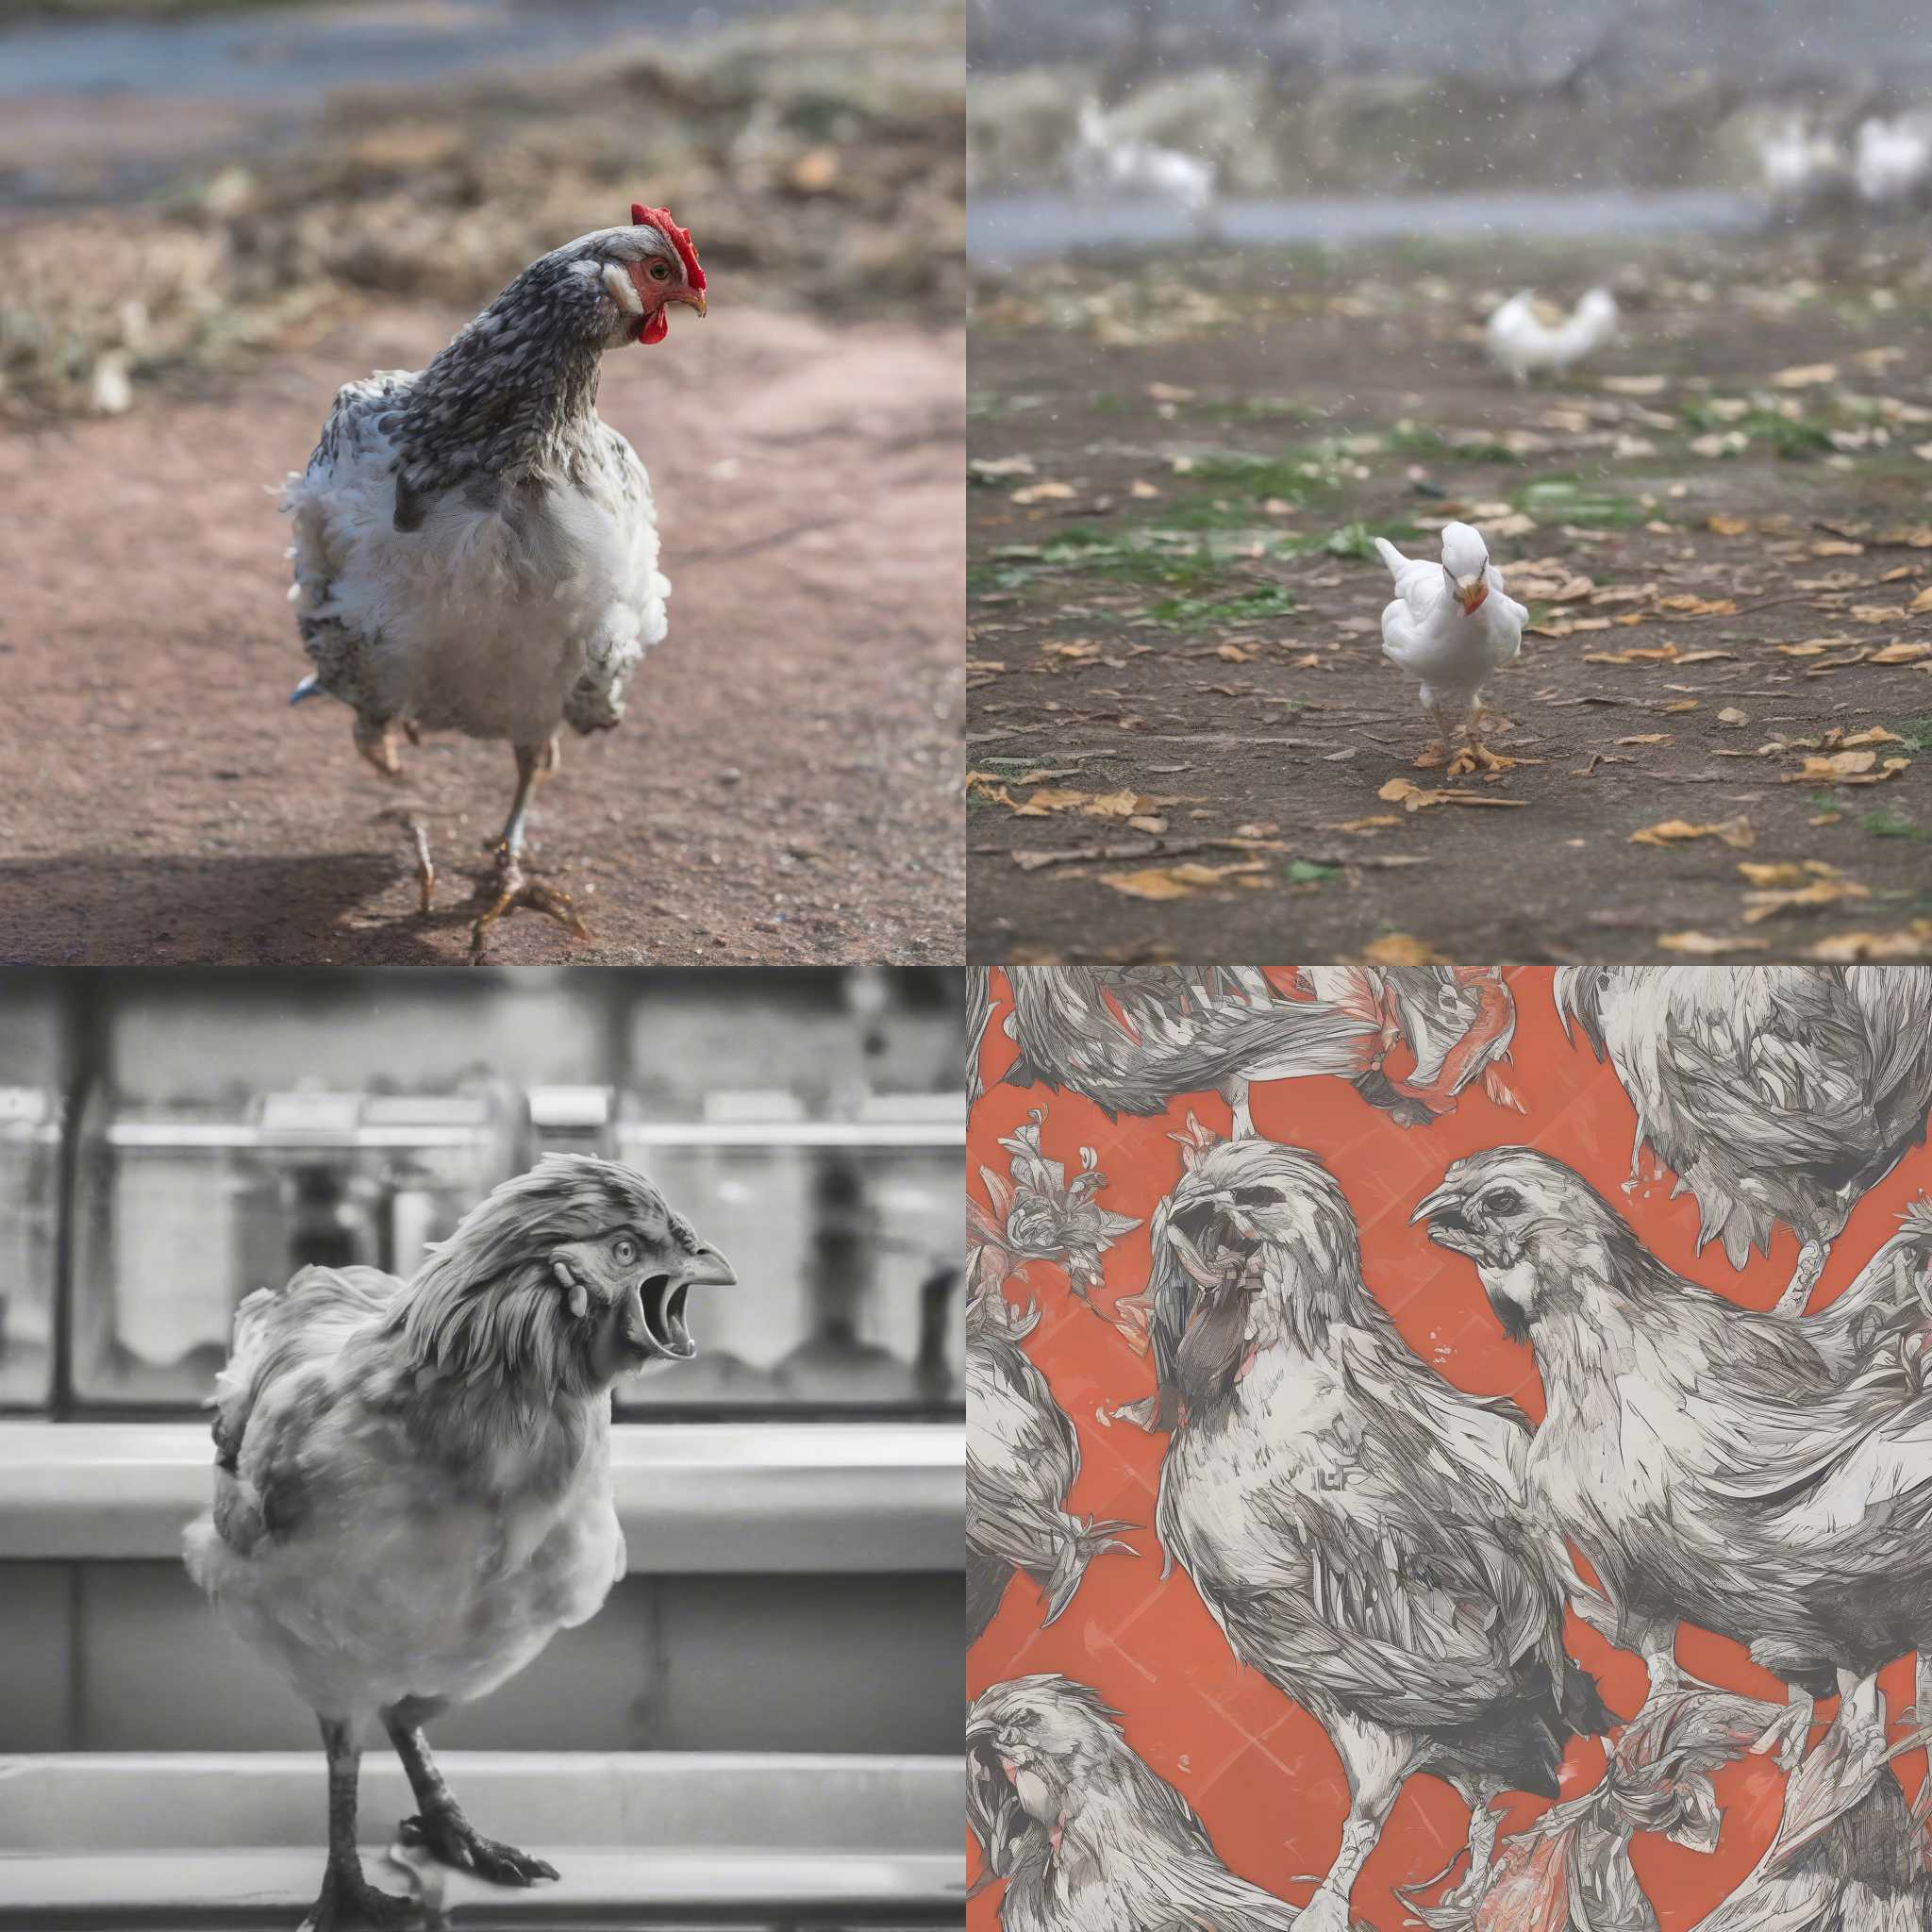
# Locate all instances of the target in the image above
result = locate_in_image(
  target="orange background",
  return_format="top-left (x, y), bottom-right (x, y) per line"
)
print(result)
top-left (967, 965), bottom-right (1929, 1931)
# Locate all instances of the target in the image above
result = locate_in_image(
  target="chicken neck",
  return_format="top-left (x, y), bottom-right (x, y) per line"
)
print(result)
top-left (396, 316), bottom-right (605, 499)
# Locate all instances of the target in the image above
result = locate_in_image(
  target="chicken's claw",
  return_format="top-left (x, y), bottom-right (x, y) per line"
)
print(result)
top-left (301, 1858), bottom-right (419, 1931)
top-left (398, 1811), bottom-right (560, 1887)
top-left (469, 850), bottom-right (590, 959)
top-left (1447, 744), bottom-right (1516, 776)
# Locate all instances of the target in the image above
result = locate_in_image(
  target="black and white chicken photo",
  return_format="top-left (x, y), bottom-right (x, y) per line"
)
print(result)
top-left (967, 964), bottom-right (1932, 1932)
top-left (286, 208), bottom-right (707, 953)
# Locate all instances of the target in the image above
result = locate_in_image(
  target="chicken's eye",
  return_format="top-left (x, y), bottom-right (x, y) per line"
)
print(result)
top-left (1482, 1187), bottom-right (1524, 1217)
top-left (1231, 1186), bottom-right (1277, 1208)
top-left (648, 259), bottom-right (673, 281)
top-left (614, 1237), bottom-right (639, 1264)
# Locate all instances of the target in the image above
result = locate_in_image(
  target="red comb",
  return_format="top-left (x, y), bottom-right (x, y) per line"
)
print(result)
top-left (629, 203), bottom-right (705, 292)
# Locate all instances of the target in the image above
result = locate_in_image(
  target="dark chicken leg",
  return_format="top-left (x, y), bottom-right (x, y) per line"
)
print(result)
top-left (471, 741), bottom-right (589, 957)
top-left (384, 1701), bottom-right (559, 1888)
top-left (302, 1716), bottom-right (417, 1932)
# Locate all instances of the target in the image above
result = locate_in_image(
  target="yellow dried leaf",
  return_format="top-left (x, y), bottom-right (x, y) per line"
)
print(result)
top-left (1216, 642), bottom-right (1253, 663)
top-left (1658, 932), bottom-right (1770, 955)
top-left (1870, 641), bottom-right (1932, 664)
top-left (1010, 479), bottom-right (1077, 505)
top-left (1629, 816), bottom-right (1755, 849)
top-left (1377, 778), bottom-right (1530, 811)
top-left (1910, 586), bottom-right (1932, 614)
top-left (1082, 791), bottom-right (1144, 818)
top-left (1737, 861), bottom-right (1809, 887)
top-left (1362, 935), bottom-right (1447, 966)
top-left (1707, 514), bottom-right (1751, 537)
top-left (1618, 734), bottom-right (1670, 745)
top-left (1099, 861), bottom-right (1267, 900)
top-left (1743, 877), bottom-right (1870, 922)
top-left (1807, 925), bottom-right (1932, 961)
top-left (1771, 362), bottom-right (1839, 388)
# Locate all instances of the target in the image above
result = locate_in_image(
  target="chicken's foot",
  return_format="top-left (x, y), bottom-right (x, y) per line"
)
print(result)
top-left (385, 1707), bottom-right (559, 1889)
top-left (302, 1716), bottom-right (417, 1932)
top-left (469, 742), bottom-right (590, 958)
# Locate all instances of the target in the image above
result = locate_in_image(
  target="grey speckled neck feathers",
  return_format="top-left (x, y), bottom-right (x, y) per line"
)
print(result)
top-left (392, 245), bottom-right (613, 513)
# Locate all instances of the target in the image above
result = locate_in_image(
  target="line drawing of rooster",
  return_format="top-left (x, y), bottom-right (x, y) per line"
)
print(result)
top-left (1126, 1127), bottom-right (1611, 1932)
top-left (182, 1154), bottom-right (736, 1931)
top-left (1415, 1148), bottom-right (1932, 1870)
top-left (1001, 965), bottom-right (1523, 1137)
top-left (967, 1673), bottom-right (1300, 1932)
top-left (1555, 966), bottom-right (1932, 1315)
top-left (284, 205), bottom-right (707, 954)
top-left (967, 1287), bottom-right (1134, 1645)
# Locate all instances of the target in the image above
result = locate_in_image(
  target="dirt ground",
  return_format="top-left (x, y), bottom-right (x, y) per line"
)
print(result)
top-left (0, 302), bottom-right (963, 964)
top-left (968, 233), bottom-right (1932, 964)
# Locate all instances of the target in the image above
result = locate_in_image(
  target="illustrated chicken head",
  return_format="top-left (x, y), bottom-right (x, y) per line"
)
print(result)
top-left (966, 1675), bottom-right (1118, 1880)
top-left (1134, 1138), bottom-right (1355, 1429)
top-left (597, 204), bottom-right (708, 346)
top-left (403, 1153), bottom-right (736, 1396)
top-left (1414, 1147), bottom-right (1619, 1341)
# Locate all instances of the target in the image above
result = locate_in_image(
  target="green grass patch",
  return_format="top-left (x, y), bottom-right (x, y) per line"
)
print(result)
top-left (1144, 584), bottom-right (1299, 628)
top-left (1512, 476), bottom-right (1650, 527)
top-left (1891, 716), bottom-right (1932, 752)
top-left (1286, 859), bottom-right (1341, 885)
top-left (1863, 808), bottom-right (1926, 840)
top-left (1385, 423), bottom-right (1520, 464)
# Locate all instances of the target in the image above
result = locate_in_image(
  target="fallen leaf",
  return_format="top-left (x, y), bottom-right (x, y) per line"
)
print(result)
top-left (1659, 932), bottom-right (1771, 955)
top-left (1707, 514), bottom-right (1751, 537)
top-left (1718, 708), bottom-right (1750, 726)
top-left (1013, 787), bottom-right (1090, 814)
top-left (1010, 479), bottom-right (1077, 505)
top-left (1771, 362), bottom-right (1839, 388)
top-left (1629, 816), bottom-right (1755, 849)
top-left (1216, 642), bottom-right (1253, 663)
top-left (1743, 876), bottom-right (1871, 922)
top-left (1737, 861), bottom-right (1811, 887)
top-left (1321, 815), bottom-right (1400, 833)
top-left (1618, 734), bottom-right (1669, 745)
top-left (1099, 861), bottom-right (1266, 900)
top-left (1807, 925), bottom-right (1932, 961)
top-left (1871, 641), bottom-right (1932, 664)
top-left (1603, 374), bottom-right (1669, 395)
top-left (1657, 595), bottom-right (1737, 617)
top-left (1129, 478), bottom-right (1162, 500)
top-left (1378, 778), bottom-right (1531, 811)
top-left (1082, 791), bottom-right (1145, 818)
top-left (1362, 935), bottom-right (1447, 966)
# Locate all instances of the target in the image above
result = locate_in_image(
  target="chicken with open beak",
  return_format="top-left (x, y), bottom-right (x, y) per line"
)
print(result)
top-left (1116, 1127), bottom-right (1612, 1932)
top-left (1374, 521), bottom-right (1527, 775)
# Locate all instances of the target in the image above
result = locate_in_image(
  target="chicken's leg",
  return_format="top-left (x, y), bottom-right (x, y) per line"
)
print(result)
top-left (1297, 1717), bottom-right (1412, 1932)
top-left (302, 1716), bottom-right (416, 1932)
top-left (471, 741), bottom-right (590, 957)
top-left (1447, 692), bottom-right (1514, 776)
top-left (1774, 1239), bottom-right (1828, 1318)
top-left (384, 1702), bottom-right (559, 1889)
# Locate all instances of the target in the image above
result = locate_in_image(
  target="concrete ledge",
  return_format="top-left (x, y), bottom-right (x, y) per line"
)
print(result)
top-left (0, 1752), bottom-right (967, 1925)
top-left (0, 1423), bottom-right (964, 1570)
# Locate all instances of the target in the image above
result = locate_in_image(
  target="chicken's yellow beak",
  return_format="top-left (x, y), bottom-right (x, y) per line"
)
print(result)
top-left (667, 287), bottom-right (708, 319)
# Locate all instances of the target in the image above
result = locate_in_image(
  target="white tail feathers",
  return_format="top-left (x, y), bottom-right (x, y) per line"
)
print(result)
top-left (1374, 537), bottom-right (1409, 577)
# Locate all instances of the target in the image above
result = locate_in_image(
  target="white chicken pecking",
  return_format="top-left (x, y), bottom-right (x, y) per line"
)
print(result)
top-left (1375, 522), bottom-right (1526, 774)
top-left (285, 204), bottom-right (708, 954)
top-left (1484, 288), bottom-right (1619, 385)
top-left (1067, 97), bottom-right (1217, 230)
top-left (1854, 115), bottom-right (1932, 209)
top-left (1756, 113), bottom-right (1850, 216)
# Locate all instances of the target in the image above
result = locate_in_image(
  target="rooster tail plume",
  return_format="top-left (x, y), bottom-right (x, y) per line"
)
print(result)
top-left (1038, 1514), bottom-right (1137, 1624)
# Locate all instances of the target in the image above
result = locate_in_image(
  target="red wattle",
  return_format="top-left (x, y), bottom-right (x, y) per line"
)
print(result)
top-left (639, 310), bottom-right (669, 346)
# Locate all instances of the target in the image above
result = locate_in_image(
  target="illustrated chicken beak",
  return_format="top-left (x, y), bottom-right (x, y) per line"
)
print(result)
top-left (1456, 576), bottom-right (1489, 615)
top-left (1410, 1182), bottom-right (1463, 1228)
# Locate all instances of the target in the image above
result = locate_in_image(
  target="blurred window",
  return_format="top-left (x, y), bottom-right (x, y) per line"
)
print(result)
top-left (0, 1091), bottom-right (61, 1411)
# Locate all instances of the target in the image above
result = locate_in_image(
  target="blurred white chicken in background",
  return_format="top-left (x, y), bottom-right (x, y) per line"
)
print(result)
top-left (1067, 97), bottom-right (1218, 230)
top-left (1376, 522), bottom-right (1527, 774)
top-left (1854, 114), bottom-right (1932, 209)
top-left (1756, 112), bottom-right (1850, 216)
top-left (1484, 288), bottom-right (1619, 385)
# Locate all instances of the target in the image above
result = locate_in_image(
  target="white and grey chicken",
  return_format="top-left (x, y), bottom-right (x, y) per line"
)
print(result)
top-left (1067, 97), bottom-right (1217, 229)
top-left (1854, 115), bottom-right (1932, 209)
top-left (1757, 113), bottom-right (1850, 216)
top-left (1484, 288), bottom-right (1619, 385)
top-left (285, 205), bottom-right (708, 954)
top-left (1375, 522), bottom-right (1527, 774)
